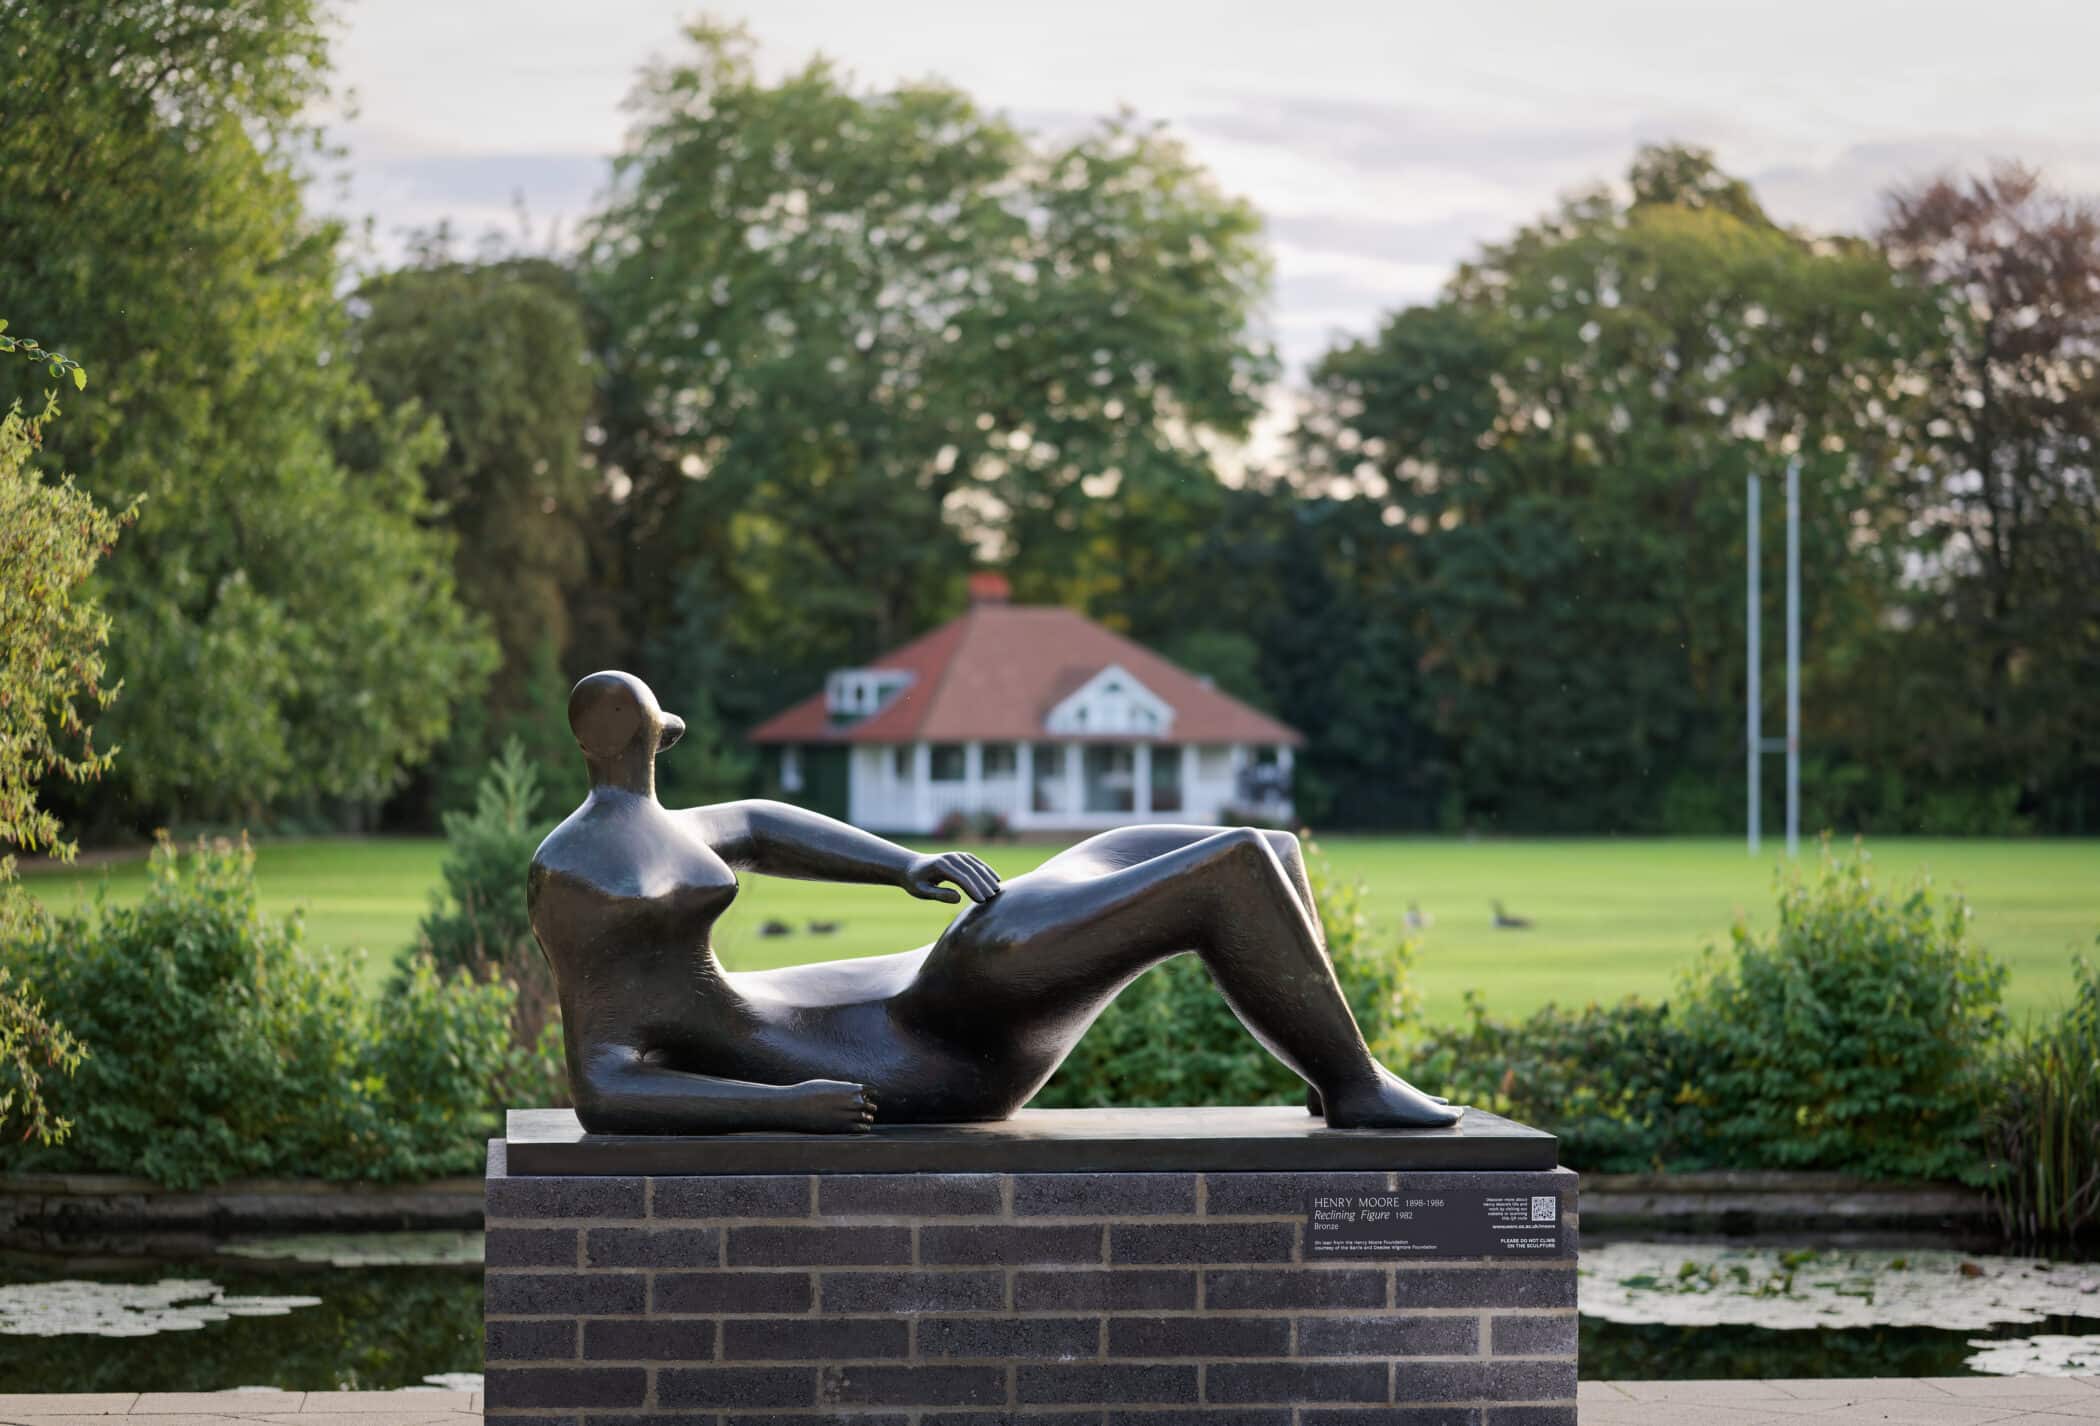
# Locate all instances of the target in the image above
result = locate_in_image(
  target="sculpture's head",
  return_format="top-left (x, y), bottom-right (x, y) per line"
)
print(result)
top-left (569, 671), bottom-right (685, 794)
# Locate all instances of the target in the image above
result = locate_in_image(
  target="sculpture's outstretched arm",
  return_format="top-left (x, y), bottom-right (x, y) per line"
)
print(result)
top-left (689, 799), bottom-right (1000, 904)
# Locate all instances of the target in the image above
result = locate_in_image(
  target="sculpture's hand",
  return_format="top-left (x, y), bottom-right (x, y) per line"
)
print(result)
top-left (902, 851), bottom-right (1001, 904)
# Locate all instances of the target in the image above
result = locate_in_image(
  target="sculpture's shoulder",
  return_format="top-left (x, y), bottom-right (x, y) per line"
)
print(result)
top-left (530, 798), bottom-right (650, 905)
top-left (529, 794), bottom-right (735, 912)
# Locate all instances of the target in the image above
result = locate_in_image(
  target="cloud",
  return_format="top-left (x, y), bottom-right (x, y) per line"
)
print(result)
top-left (363, 151), bottom-right (613, 211)
top-left (320, 140), bottom-right (615, 259)
top-left (1266, 210), bottom-right (1504, 266)
top-left (1747, 135), bottom-right (2100, 234)
top-left (1187, 93), bottom-right (1644, 183)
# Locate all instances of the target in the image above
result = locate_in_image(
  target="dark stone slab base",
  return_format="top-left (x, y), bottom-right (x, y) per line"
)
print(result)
top-left (503, 1106), bottom-right (1557, 1177)
top-left (484, 1132), bottom-right (1578, 1423)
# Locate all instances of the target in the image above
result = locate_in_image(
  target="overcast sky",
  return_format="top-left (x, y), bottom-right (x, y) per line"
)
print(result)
top-left (321, 0), bottom-right (2100, 380)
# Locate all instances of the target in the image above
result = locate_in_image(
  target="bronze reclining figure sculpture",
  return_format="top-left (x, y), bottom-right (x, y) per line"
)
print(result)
top-left (528, 671), bottom-right (1460, 1135)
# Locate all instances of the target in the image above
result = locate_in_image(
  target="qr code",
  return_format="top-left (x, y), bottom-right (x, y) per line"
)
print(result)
top-left (1530, 1195), bottom-right (1557, 1222)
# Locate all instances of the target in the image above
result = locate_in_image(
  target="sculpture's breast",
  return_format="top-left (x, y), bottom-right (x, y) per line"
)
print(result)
top-left (530, 808), bottom-right (737, 950)
top-left (652, 864), bottom-right (738, 919)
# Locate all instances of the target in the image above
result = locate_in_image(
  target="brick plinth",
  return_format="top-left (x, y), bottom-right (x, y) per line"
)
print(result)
top-left (483, 1140), bottom-right (1578, 1426)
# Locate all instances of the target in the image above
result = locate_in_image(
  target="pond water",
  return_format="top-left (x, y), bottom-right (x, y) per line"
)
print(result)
top-left (0, 1234), bottom-right (482, 1392)
top-left (1583, 1237), bottom-right (2100, 1379)
top-left (1, 1232), bottom-right (2095, 1389)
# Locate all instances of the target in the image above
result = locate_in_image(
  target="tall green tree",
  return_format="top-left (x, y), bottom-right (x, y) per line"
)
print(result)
top-left (348, 251), bottom-right (596, 807)
top-left (0, 346), bottom-right (118, 1144)
top-left (0, 1), bottom-right (491, 825)
top-left (583, 22), bottom-right (1273, 728)
top-left (1298, 145), bottom-right (1931, 831)
top-left (1869, 166), bottom-right (2100, 831)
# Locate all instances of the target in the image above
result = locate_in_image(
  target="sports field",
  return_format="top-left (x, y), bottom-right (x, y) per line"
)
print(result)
top-left (22, 836), bottom-right (2097, 1026)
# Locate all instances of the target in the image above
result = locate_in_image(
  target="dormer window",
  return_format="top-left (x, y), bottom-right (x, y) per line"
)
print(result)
top-left (827, 668), bottom-right (914, 721)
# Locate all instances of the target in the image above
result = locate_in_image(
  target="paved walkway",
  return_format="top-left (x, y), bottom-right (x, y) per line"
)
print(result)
top-left (0, 1394), bottom-right (477, 1426)
top-left (1582, 1377), bottom-right (2100, 1424)
top-left (0, 1382), bottom-right (2094, 1425)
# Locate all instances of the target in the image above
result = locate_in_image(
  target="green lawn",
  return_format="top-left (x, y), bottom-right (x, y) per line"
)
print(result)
top-left (23, 836), bottom-right (2098, 1026)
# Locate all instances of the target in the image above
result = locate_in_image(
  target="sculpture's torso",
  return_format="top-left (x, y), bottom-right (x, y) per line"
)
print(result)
top-left (527, 790), bottom-right (1006, 1118)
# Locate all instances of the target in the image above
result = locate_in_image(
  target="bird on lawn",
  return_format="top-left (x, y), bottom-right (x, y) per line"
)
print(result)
top-left (1404, 901), bottom-right (1433, 931)
top-left (758, 918), bottom-right (793, 938)
top-left (1491, 899), bottom-right (1533, 930)
top-left (808, 920), bottom-right (841, 935)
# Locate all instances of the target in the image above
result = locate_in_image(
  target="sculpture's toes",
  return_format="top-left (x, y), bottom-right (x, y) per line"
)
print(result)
top-left (1323, 1070), bottom-right (1463, 1130)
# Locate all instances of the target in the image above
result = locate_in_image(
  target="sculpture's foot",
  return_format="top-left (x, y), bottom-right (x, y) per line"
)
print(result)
top-left (1311, 1082), bottom-right (1448, 1116)
top-left (1322, 1067), bottom-right (1462, 1129)
top-left (778, 1079), bottom-right (880, 1134)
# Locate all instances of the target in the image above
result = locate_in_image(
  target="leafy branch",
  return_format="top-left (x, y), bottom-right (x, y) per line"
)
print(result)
top-left (0, 321), bottom-right (86, 390)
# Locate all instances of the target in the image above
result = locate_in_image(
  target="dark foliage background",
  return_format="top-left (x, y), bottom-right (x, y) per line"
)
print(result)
top-left (3, 6), bottom-right (2094, 838)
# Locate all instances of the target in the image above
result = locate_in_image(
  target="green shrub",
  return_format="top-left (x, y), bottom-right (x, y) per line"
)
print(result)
top-left (0, 940), bottom-right (87, 1147)
top-left (3, 838), bottom-right (519, 1188)
top-left (407, 738), bottom-right (566, 1103)
top-left (1988, 951), bottom-right (2100, 1238)
top-left (1673, 842), bottom-right (2007, 1183)
top-left (1032, 837), bottom-right (1418, 1108)
top-left (417, 737), bottom-right (542, 977)
top-left (1413, 994), bottom-right (1696, 1172)
top-left (1414, 843), bottom-right (2011, 1182)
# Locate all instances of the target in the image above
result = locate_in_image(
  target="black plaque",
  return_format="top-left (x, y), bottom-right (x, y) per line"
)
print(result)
top-left (1306, 1181), bottom-right (1565, 1259)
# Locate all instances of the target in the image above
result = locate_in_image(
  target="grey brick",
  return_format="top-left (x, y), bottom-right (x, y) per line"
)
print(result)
top-left (1108, 1315), bottom-right (1287, 1358)
top-left (1487, 1408), bottom-right (1577, 1426)
top-left (1391, 1170), bottom-right (1571, 1197)
top-left (654, 1271), bottom-right (812, 1315)
top-left (484, 1415), bottom-right (581, 1426)
top-left (725, 1315), bottom-right (907, 1361)
top-left (1208, 1361), bottom-right (1388, 1404)
top-left (1108, 1413), bottom-right (1293, 1426)
top-left (1302, 1412), bottom-right (1481, 1426)
top-left (1490, 1314), bottom-right (1577, 1356)
top-left (1393, 1269), bottom-right (1575, 1310)
top-left (728, 1224), bottom-right (911, 1266)
top-left (727, 1416), bottom-right (907, 1426)
top-left (922, 1223), bottom-right (1102, 1265)
top-left (658, 1366), bottom-right (815, 1409)
top-left (918, 1316), bottom-right (1099, 1359)
top-left (1204, 1268), bottom-right (1386, 1309)
top-left (1014, 1269), bottom-right (1194, 1311)
top-left (1299, 1314), bottom-right (1482, 1357)
top-left (820, 1364), bottom-right (1006, 1407)
top-left (1111, 1222), bottom-right (1294, 1265)
top-left (585, 1226), bottom-right (721, 1268)
top-left (1392, 1361), bottom-right (1576, 1404)
top-left (931, 1415), bottom-right (1102, 1426)
top-left (1018, 1364), bottom-right (1198, 1405)
top-left (653, 1175), bottom-right (811, 1219)
top-left (1205, 1171), bottom-right (1388, 1215)
top-left (1013, 1172), bottom-right (1198, 1216)
top-left (486, 1176), bottom-right (646, 1221)
top-left (820, 1173), bottom-right (1003, 1216)
top-left (484, 1228), bottom-right (579, 1267)
top-left (821, 1269), bottom-right (1004, 1313)
top-left (582, 1318), bottom-right (717, 1361)
top-left (483, 1318), bottom-right (577, 1361)
top-left (485, 1273), bottom-right (644, 1316)
top-left (483, 1366), bottom-right (645, 1409)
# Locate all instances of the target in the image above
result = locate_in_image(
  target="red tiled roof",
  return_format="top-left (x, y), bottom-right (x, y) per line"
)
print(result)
top-left (748, 605), bottom-right (1302, 747)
